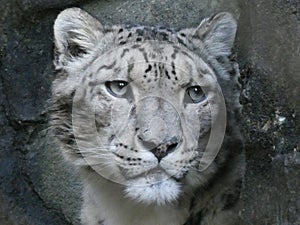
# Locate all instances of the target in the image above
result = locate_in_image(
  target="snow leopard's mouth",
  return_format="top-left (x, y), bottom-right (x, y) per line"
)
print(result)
top-left (127, 166), bottom-right (182, 183)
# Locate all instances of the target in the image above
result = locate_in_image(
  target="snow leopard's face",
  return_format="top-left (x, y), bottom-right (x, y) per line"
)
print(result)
top-left (51, 8), bottom-right (240, 205)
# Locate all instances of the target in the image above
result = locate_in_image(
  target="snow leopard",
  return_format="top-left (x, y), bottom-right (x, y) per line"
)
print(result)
top-left (50, 7), bottom-right (245, 225)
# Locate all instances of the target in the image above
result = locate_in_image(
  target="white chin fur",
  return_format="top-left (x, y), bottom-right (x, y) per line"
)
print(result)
top-left (124, 176), bottom-right (181, 205)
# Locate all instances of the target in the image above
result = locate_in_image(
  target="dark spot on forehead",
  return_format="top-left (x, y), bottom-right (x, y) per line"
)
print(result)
top-left (171, 62), bottom-right (175, 69)
top-left (127, 63), bottom-right (134, 74)
top-left (132, 44), bottom-right (141, 49)
top-left (159, 31), bottom-right (170, 41)
top-left (171, 67), bottom-right (176, 75)
top-left (96, 60), bottom-right (117, 74)
top-left (154, 63), bottom-right (158, 77)
top-left (121, 48), bottom-right (129, 58)
top-left (138, 47), bottom-right (148, 62)
top-left (145, 64), bottom-right (152, 73)
top-left (177, 38), bottom-right (187, 46)
top-left (165, 70), bottom-right (171, 79)
top-left (158, 63), bottom-right (164, 73)
top-left (171, 49), bottom-right (179, 59)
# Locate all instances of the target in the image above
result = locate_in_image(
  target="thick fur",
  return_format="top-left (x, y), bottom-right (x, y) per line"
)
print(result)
top-left (50, 8), bottom-right (245, 225)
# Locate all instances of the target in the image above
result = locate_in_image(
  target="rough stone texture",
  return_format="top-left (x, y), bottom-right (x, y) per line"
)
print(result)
top-left (0, 0), bottom-right (299, 224)
top-left (15, 0), bottom-right (88, 12)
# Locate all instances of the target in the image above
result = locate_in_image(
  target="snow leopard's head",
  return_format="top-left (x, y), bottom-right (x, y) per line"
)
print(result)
top-left (51, 8), bottom-right (242, 205)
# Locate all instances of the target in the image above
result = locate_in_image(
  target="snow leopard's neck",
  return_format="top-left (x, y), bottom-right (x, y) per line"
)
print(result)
top-left (81, 171), bottom-right (190, 225)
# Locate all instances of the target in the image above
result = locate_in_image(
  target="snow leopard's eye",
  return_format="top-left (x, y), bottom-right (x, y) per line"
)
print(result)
top-left (185, 86), bottom-right (206, 103)
top-left (105, 80), bottom-right (128, 97)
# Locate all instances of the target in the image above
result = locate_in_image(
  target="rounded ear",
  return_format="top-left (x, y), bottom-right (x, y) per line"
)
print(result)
top-left (54, 7), bottom-right (104, 68)
top-left (188, 12), bottom-right (237, 57)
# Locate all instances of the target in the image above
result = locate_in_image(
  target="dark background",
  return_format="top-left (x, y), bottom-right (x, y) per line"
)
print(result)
top-left (0, 0), bottom-right (299, 224)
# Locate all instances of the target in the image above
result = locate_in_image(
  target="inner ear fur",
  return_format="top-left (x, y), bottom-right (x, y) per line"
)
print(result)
top-left (53, 7), bottom-right (104, 66)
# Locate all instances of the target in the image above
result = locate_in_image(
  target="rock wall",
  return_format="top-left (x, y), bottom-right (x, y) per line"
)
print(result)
top-left (0, 0), bottom-right (299, 224)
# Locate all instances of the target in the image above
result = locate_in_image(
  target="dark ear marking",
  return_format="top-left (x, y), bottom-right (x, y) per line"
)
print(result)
top-left (67, 42), bottom-right (88, 57)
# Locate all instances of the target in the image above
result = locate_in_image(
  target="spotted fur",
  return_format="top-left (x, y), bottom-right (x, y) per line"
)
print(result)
top-left (50, 8), bottom-right (245, 225)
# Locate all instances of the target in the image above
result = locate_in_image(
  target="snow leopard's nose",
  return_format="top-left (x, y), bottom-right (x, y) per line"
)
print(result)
top-left (138, 136), bottom-right (179, 162)
top-left (152, 141), bottom-right (179, 162)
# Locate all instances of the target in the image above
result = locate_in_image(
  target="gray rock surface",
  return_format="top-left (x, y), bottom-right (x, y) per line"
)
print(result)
top-left (0, 0), bottom-right (299, 224)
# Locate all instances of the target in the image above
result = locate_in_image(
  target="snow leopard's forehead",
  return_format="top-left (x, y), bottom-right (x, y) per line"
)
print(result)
top-left (89, 40), bottom-right (214, 94)
top-left (110, 24), bottom-right (184, 46)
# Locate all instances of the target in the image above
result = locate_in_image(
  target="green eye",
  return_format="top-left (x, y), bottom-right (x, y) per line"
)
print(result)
top-left (186, 86), bottom-right (206, 103)
top-left (105, 80), bottom-right (128, 97)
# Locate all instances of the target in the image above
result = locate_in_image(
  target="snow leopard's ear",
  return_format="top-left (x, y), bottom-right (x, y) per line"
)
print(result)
top-left (54, 7), bottom-right (104, 68)
top-left (184, 12), bottom-right (237, 57)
